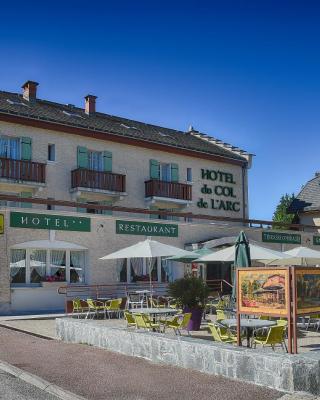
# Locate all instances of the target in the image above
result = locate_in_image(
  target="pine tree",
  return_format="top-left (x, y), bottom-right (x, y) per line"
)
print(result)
top-left (272, 193), bottom-right (296, 229)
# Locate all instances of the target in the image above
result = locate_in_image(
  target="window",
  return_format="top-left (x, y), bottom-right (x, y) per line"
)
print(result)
top-left (187, 168), bottom-right (192, 182)
top-left (10, 249), bottom-right (86, 285)
top-left (0, 136), bottom-right (21, 160)
top-left (88, 150), bottom-right (103, 171)
top-left (47, 198), bottom-right (55, 211)
top-left (160, 163), bottom-right (171, 182)
top-left (48, 144), bottom-right (55, 161)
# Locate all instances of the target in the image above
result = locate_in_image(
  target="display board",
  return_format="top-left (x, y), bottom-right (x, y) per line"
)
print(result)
top-left (295, 268), bottom-right (320, 315)
top-left (238, 268), bottom-right (290, 316)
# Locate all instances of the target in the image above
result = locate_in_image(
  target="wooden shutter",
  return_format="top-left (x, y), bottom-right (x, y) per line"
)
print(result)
top-left (21, 137), bottom-right (32, 161)
top-left (103, 151), bottom-right (112, 172)
top-left (170, 163), bottom-right (179, 182)
top-left (77, 146), bottom-right (88, 169)
top-left (77, 197), bottom-right (87, 213)
top-left (20, 192), bottom-right (32, 208)
top-left (149, 159), bottom-right (159, 179)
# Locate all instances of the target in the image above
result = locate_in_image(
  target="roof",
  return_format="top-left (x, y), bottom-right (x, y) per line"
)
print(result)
top-left (288, 173), bottom-right (320, 213)
top-left (0, 90), bottom-right (249, 164)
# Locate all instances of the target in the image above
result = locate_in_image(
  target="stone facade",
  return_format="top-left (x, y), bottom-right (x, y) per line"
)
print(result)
top-left (0, 120), bottom-right (249, 218)
top-left (56, 318), bottom-right (320, 395)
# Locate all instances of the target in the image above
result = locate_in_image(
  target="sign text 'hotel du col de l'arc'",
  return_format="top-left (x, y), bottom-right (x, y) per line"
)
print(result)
top-left (197, 168), bottom-right (241, 213)
top-left (10, 212), bottom-right (91, 232)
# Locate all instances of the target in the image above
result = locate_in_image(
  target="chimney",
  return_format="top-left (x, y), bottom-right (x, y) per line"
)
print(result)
top-left (85, 95), bottom-right (97, 115)
top-left (22, 80), bottom-right (38, 102)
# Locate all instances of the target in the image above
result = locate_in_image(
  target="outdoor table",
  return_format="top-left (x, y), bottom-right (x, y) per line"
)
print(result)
top-left (221, 318), bottom-right (276, 347)
top-left (131, 307), bottom-right (178, 326)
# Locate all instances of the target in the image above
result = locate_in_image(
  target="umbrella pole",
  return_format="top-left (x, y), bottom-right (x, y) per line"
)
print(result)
top-left (149, 258), bottom-right (153, 307)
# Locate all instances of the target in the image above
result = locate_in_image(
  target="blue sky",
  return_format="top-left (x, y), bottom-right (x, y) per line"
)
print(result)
top-left (1, 1), bottom-right (319, 220)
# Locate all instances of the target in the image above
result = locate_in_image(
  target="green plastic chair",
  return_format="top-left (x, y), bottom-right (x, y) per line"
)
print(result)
top-left (105, 298), bottom-right (122, 318)
top-left (252, 325), bottom-right (287, 352)
top-left (86, 298), bottom-right (105, 319)
top-left (164, 313), bottom-right (192, 336)
top-left (208, 323), bottom-right (237, 344)
top-left (216, 309), bottom-right (226, 321)
top-left (134, 313), bottom-right (161, 332)
top-left (124, 311), bottom-right (136, 328)
top-left (72, 298), bottom-right (88, 318)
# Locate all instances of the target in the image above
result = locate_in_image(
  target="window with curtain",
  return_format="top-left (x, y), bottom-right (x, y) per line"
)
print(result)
top-left (0, 136), bottom-right (21, 159)
top-left (10, 249), bottom-right (26, 283)
top-left (70, 251), bottom-right (85, 283)
top-left (88, 150), bottom-right (103, 171)
top-left (50, 250), bottom-right (66, 281)
top-left (30, 249), bottom-right (46, 283)
top-left (130, 258), bottom-right (143, 279)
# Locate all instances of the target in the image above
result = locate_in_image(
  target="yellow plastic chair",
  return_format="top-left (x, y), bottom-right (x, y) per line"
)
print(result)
top-left (252, 325), bottom-right (287, 352)
top-left (216, 310), bottom-right (226, 321)
top-left (124, 311), bottom-right (136, 328)
top-left (105, 298), bottom-right (122, 319)
top-left (259, 315), bottom-right (270, 320)
top-left (164, 313), bottom-right (192, 336)
top-left (86, 298), bottom-right (105, 319)
top-left (208, 323), bottom-right (237, 344)
top-left (134, 313), bottom-right (161, 332)
top-left (72, 298), bottom-right (88, 318)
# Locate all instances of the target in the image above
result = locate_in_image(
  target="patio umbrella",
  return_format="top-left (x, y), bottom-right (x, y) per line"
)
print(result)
top-left (232, 231), bottom-right (251, 300)
top-left (100, 239), bottom-right (193, 295)
top-left (166, 247), bottom-right (212, 263)
top-left (265, 246), bottom-right (320, 266)
top-left (195, 243), bottom-right (286, 263)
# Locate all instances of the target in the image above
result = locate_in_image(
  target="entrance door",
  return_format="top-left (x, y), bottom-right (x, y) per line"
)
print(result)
top-left (206, 262), bottom-right (232, 294)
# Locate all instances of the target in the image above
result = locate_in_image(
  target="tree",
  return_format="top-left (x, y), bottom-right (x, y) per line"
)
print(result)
top-left (272, 193), bottom-right (296, 229)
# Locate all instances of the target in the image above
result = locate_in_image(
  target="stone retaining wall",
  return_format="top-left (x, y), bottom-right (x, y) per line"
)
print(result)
top-left (56, 318), bottom-right (320, 395)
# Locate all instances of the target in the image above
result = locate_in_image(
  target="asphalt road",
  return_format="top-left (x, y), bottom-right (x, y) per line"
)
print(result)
top-left (0, 370), bottom-right (59, 400)
top-left (0, 326), bottom-right (283, 400)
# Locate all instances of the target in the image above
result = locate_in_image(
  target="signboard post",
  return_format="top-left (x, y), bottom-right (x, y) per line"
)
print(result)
top-left (0, 214), bottom-right (4, 234)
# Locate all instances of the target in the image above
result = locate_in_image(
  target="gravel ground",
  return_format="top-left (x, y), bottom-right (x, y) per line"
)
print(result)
top-left (0, 370), bottom-right (59, 400)
top-left (0, 326), bottom-right (282, 400)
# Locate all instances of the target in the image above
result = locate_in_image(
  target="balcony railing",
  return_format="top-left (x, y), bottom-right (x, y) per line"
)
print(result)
top-left (71, 168), bottom-right (126, 193)
top-left (0, 157), bottom-right (46, 183)
top-left (145, 179), bottom-right (192, 201)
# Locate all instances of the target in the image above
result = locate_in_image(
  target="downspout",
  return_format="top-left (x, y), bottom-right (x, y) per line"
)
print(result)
top-left (242, 165), bottom-right (247, 223)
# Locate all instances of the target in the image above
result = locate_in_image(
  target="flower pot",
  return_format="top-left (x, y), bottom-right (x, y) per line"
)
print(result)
top-left (41, 281), bottom-right (67, 288)
top-left (183, 306), bottom-right (203, 331)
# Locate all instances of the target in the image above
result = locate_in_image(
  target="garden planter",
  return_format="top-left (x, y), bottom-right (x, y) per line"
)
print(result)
top-left (183, 306), bottom-right (203, 331)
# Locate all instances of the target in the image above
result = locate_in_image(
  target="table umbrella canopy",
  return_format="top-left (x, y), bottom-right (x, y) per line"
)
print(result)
top-left (166, 247), bottom-right (212, 262)
top-left (194, 243), bottom-right (287, 263)
top-left (100, 239), bottom-right (193, 260)
top-left (265, 246), bottom-right (320, 266)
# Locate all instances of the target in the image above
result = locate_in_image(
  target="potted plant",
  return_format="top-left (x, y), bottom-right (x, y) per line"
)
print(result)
top-left (168, 275), bottom-right (209, 331)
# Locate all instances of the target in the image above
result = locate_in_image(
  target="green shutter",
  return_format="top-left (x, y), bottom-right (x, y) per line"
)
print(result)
top-left (77, 146), bottom-right (88, 169)
top-left (101, 200), bottom-right (113, 215)
top-left (77, 197), bottom-right (87, 213)
top-left (103, 151), bottom-right (112, 172)
top-left (20, 192), bottom-right (32, 208)
top-left (150, 159), bottom-right (160, 179)
top-left (171, 163), bottom-right (179, 182)
top-left (21, 137), bottom-right (32, 161)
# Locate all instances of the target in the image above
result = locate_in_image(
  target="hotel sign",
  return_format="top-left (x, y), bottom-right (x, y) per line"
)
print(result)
top-left (0, 214), bottom-right (3, 234)
top-left (262, 231), bottom-right (301, 245)
top-left (116, 220), bottom-right (178, 237)
top-left (10, 212), bottom-right (91, 232)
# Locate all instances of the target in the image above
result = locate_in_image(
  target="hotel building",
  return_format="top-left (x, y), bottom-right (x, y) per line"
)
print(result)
top-left (0, 81), bottom-right (317, 314)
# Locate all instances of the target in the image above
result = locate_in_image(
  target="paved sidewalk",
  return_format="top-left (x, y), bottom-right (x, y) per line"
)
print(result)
top-left (0, 326), bottom-right (282, 400)
top-left (0, 370), bottom-right (59, 400)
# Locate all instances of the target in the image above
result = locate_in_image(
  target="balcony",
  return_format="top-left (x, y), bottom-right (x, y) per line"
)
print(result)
top-left (71, 168), bottom-right (126, 197)
top-left (145, 179), bottom-right (192, 206)
top-left (0, 157), bottom-right (46, 185)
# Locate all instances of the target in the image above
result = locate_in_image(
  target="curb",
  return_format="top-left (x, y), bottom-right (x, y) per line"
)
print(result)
top-left (0, 360), bottom-right (87, 400)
